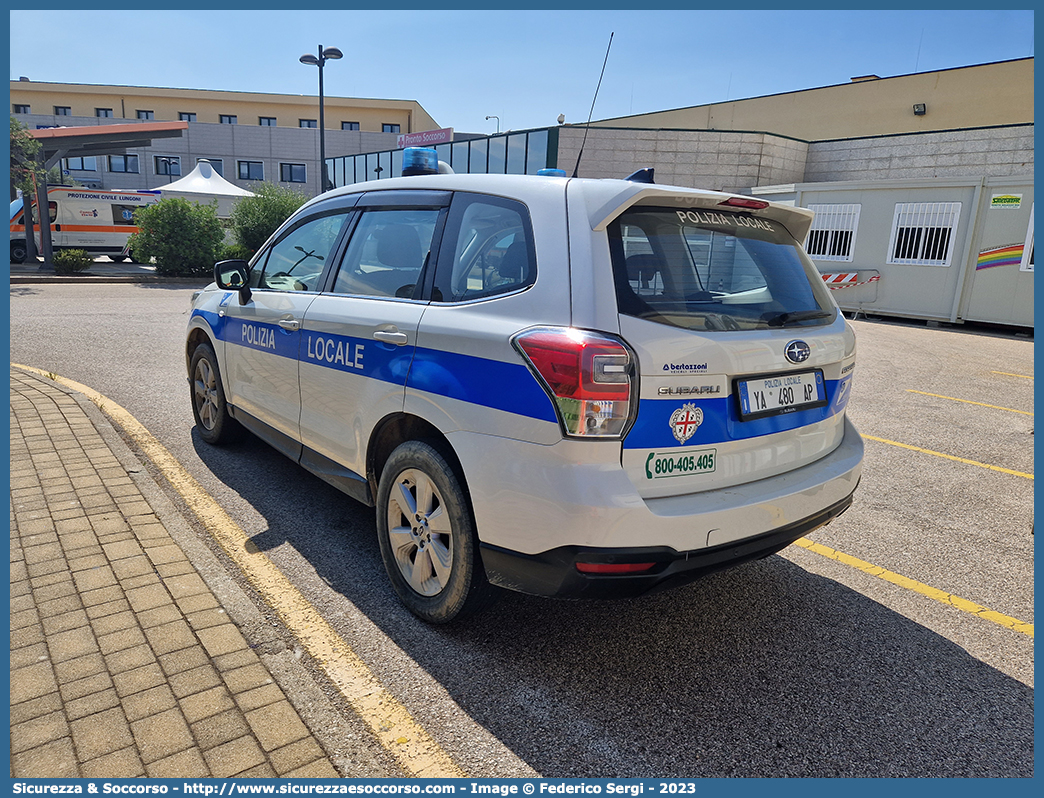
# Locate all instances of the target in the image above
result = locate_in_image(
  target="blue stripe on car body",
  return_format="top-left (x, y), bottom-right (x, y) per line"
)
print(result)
top-left (191, 308), bottom-right (556, 423)
top-left (192, 308), bottom-right (848, 443)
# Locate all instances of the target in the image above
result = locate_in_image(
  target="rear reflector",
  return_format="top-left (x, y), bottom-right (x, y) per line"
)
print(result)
top-left (513, 327), bottom-right (637, 438)
top-left (576, 562), bottom-right (656, 574)
top-left (718, 197), bottom-right (770, 210)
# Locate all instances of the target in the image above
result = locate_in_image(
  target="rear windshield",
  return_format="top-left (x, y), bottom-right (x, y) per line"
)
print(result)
top-left (607, 206), bottom-right (836, 331)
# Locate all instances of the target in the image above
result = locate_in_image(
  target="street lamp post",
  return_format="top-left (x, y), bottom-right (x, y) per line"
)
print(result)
top-left (485, 115), bottom-right (501, 134)
top-left (157, 157), bottom-right (176, 184)
top-left (299, 44), bottom-right (343, 193)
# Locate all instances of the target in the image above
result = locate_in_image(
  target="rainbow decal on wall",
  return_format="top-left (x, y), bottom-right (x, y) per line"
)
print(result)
top-left (976, 243), bottom-right (1024, 270)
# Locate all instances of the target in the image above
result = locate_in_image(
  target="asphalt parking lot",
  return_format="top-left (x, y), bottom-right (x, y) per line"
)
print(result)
top-left (9, 280), bottom-right (1035, 776)
top-left (800, 316), bottom-right (1033, 683)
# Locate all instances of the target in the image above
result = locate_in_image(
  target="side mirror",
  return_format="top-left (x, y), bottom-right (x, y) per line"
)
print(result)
top-left (214, 259), bottom-right (251, 304)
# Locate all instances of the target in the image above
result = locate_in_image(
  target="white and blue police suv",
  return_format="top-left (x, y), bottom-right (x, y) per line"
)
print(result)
top-left (186, 150), bottom-right (863, 623)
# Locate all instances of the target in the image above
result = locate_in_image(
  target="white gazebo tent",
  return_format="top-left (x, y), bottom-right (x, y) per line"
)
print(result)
top-left (159, 159), bottom-right (254, 217)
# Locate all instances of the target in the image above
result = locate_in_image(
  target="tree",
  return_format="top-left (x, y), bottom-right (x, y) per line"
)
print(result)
top-left (11, 118), bottom-right (86, 193)
top-left (128, 198), bottom-right (225, 277)
top-left (229, 182), bottom-right (308, 254)
top-left (10, 116), bottom-right (42, 194)
top-left (45, 166), bottom-right (79, 187)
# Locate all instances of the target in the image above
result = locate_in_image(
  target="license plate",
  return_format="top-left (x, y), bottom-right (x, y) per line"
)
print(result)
top-left (645, 448), bottom-right (716, 480)
top-left (736, 369), bottom-right (826, 420)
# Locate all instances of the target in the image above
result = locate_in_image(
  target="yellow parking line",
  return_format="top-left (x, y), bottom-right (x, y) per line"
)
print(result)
top-left (794, 538), bottom-right (1034, 638)
top-left (992, 371), bottom-right (1033, 380)
top-left (906, 389), bottom-right (1033, 416)
top-left (863, 434), bottom-right (1033, 480)
top-left (13, 364), bottom-right (466, 778)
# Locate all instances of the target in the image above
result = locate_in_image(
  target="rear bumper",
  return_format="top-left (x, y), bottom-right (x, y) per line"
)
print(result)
top-left (450, 415), bottom-right (863, 598)
top-left (480, 491), bottom-right (854, 598)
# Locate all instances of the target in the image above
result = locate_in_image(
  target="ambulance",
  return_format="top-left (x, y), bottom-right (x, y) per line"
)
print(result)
top-left (9, 185), bottom-right (161, 263)
top-left (186, 149), bottom-right (863, 623)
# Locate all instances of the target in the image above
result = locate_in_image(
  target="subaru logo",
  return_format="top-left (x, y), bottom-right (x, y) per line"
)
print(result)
top-left (785, 340), bottom-right (811, 364)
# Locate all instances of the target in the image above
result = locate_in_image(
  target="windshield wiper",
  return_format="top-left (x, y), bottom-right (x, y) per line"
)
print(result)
top-left (762, 309), bottom-right (834, 327)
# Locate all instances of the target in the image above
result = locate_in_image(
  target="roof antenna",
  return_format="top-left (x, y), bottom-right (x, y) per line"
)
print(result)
top-left (572, 31), bottom-right (614, 178)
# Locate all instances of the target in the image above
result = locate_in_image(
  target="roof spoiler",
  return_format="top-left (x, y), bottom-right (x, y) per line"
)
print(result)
top-left (588, 185), bottom-right (815, 242)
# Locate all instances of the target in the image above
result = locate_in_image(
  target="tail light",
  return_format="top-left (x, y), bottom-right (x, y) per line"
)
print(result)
top-left (576, 561), bottom-right (656, 574)
top-left (512, 327), bottom-right (638, 439)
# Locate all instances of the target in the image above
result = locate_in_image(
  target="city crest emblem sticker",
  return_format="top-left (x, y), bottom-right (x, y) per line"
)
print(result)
top-left (669, 403), bottom-right (703, 444)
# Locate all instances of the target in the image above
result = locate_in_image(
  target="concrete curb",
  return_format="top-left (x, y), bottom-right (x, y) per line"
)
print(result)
top-left (11, 276), bottom-right (208, 285)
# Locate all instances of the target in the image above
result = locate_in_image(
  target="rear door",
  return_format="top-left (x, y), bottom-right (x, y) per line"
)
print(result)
top-left (298, 191), bottom-right (451, 478)
top-left (406, 191), bottom-right (561, 445)
top-left (605, 205), bottom-right (854, 499)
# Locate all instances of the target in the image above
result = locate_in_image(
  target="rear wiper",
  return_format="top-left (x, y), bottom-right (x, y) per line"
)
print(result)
top-left (762, 309), bottom-right (834, 327)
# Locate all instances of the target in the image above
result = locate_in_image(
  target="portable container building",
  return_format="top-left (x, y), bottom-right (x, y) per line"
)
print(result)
top-left (752, 176), bottom-right (1033, 328)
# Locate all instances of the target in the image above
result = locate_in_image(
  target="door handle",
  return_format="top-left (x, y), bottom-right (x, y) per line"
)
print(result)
top-left (373, 330), bottom-right (409, 346)
top-left (278, 318), bottom-right (300, 331)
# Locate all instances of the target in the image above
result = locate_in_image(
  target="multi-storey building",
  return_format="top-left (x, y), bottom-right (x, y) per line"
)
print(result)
top-left (10, 80), bottom-right (439, 196)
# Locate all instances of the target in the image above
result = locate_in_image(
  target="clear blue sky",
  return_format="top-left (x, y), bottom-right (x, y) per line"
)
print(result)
top-left (9, 9), bottom-right (1035, 134)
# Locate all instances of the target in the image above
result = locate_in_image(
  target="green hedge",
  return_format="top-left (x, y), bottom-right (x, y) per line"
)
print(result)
top-left (229, 183), bottom-right (308, 254)
top-left (128, 198), bottom-right (224, 277)
top-left (52, 249), bottom-right (93, 274)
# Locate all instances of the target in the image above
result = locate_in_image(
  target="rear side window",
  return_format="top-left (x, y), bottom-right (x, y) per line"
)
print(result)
top-left (331, 208), bottom-right (441, 299)
top-left (433, 194), bottom-right (535, 302)
top-left (607, 207), bottom-right (836, 331)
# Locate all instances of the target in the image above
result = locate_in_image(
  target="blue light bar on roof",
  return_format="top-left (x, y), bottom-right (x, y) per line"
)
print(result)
top-left (402, 147), bottom-right (439, 177)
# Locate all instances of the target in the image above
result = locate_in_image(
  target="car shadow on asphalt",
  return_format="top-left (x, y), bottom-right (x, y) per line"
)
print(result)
top-left (192, 431), bottom-right (1034, 778)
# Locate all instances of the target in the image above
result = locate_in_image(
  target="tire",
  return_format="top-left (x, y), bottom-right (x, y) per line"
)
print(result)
top-left (110, 255), bottom-right (128, 263)
top-left (189, 343), bottom-right (241, 445)
top-left (376, 441), bottom-right (495, 623)
top-left (11, 240), bottom-right (28, 263)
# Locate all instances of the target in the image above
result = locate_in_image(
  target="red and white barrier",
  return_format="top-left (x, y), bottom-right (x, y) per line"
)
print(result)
top-left (822, 273), bottom-right (880, 291)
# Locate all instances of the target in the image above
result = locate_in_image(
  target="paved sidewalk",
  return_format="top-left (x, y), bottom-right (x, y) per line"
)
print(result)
top-left (10, 368), bottom-right (341, 778)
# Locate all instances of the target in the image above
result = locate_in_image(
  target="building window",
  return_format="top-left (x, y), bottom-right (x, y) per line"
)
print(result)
top-left (137, 110), bottom-right (154, 120)
top-left (179, 112), bottom-right (196, 122)
top-left (65, 157), bottom-right (97, 171)
top-left (54, 106), bottom-right (71, 116)
top-left (259, 117), bottom-right (277, 126)
top-left (220, 115), bottom-right (238, 125)
top-left (342, 121), bottom-right (360, 131)
top-left (299, 119), bottom-right (317, 128)
top-left (155, 156), bottom-right (182, 176)
top-left (805, 204), bottom-right (861, 262)
top-left (13, 104), bottom-right (30, 114)
top-left (238, 161), bottom-right (264, 181)
top-left (108, 155), bottom-right (139, 174)
top-left (887, 202), bottom-right (962, 266)
top-left (280, 163), bottom-right (307, 183)
top-left (1021, 205), bottom-right (1034, 273)
top-left (198, 158), bottom-right (223, 176)
top-left (382, 124), bottom-right (400, 133)
top-left (95, 108), bottom-right (114, 118)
